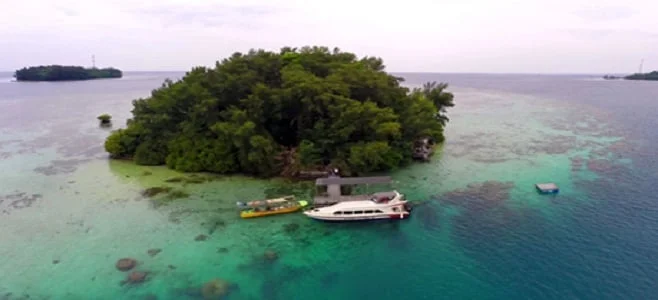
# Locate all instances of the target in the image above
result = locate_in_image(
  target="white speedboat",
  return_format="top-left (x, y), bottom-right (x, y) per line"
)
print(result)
top-left (303, 190), bottom-right (411, 222)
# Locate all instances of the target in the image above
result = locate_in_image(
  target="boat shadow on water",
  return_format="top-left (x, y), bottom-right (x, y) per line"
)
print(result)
top-left (308, 213), bottom-right (414, 251)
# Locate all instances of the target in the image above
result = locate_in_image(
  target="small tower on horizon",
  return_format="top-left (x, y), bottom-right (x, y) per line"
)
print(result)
top-left (639, 59), bottom-right (644, 74)
top-left (92, 54), bottom-right (96, 68)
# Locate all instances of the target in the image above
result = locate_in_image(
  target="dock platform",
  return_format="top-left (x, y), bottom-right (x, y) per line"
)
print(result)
top-left (313, 175), bottom-right (396, 206)
top-left (535, 183), bottom-right (559, 194)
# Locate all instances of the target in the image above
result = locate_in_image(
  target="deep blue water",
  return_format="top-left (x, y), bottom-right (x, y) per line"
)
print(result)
top-left (401, 73), bottom-right (658, 299)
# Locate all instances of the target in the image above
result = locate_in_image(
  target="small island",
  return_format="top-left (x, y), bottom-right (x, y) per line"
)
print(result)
top-left (104, 46), bottom-right (455, 178)
top-left (602, 75), bottom-right (622, 80)
top-left (14, 65), bottom-right (122, 81)
top-left (97, 114), bottom-right (112, 127)
top-left (624, 71), bottom-right (658, 81)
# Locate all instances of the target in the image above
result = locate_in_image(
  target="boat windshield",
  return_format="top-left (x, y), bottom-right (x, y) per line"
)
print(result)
top-left (371, 195), bottom-right (391, 203)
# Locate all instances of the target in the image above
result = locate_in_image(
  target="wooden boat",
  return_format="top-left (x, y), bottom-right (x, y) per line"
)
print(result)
top-left (237, 195), bottom-right (295, 208)
top-left (237, 195), bottom-right (309, 219)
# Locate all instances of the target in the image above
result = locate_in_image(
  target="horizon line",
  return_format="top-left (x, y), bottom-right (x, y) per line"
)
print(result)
top-left (0, 70), bottom-right (640, 76)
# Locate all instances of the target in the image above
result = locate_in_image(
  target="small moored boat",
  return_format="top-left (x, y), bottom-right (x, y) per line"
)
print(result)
top-left (303, 190), bottom-right (410, 222)
top-left (535, 183), bottom-right (559, 194)
top-left (237, 195), bottom-right (308, 219)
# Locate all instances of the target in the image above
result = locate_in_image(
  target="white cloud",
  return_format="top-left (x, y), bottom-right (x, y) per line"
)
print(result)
top-left (573, 5), bottom-right (636, 22)
top-left (0, 0), bottom-right (656, 72)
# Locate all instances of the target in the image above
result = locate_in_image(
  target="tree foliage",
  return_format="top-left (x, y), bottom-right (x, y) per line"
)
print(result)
top-left (625, 71), bottom-right (658, 81)
top-left (104, 46), bottom-right (455, 177)
top-left (14, 65), bottom-right (122, 81)
top-left (97, 114), bottom-right (112, 122)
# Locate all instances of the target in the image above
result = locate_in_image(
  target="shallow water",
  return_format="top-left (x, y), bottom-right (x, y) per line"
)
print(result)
top-left (1, 72), bottom-right (657, 299)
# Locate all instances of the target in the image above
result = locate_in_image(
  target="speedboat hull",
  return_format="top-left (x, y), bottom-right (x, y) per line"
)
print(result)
top-left (303, 211), bottom-right (410, 222)
top-left (303, 190), bottom-right (411, 222)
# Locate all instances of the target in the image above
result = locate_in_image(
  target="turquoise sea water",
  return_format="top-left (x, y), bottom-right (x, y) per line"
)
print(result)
top-left (0, 72), bottom-right (657, 299)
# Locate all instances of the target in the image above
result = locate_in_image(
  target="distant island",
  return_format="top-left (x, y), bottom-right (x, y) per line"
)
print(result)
top-left (14, 65), bottom-right (122, 81)
top-left (624, 71), bottom-right (658, 81)
top-left (104, 46), bottom-right (455, 178)
top-left (602, 75), bottom-right (623, 80)
top-left (602, 71), bottom-right (658, 81)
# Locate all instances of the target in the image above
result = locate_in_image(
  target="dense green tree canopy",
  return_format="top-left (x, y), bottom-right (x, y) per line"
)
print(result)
top-left (14, 65), bottom-right (122, 81)
top-left (104, 46), bottom-right (454, 177)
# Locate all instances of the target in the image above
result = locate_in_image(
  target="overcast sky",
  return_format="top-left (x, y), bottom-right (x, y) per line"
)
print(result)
top-left (1, 0), bottom-right (656, 73)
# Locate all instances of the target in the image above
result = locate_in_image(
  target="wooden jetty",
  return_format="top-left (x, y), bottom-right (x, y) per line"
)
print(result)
top-left (313, 175), bottom-right (395, 206)
top-left (296, 170), bottom-right (330, 179)
top-left (535, 183), bottom-right (559, 194)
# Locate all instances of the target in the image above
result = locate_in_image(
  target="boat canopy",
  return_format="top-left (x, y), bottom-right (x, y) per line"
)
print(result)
top-left (239, 195), bottom-right (295, 207)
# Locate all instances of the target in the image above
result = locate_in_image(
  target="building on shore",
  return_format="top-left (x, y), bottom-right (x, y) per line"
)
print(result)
top-left (313, 174), bottom-right (396, 206)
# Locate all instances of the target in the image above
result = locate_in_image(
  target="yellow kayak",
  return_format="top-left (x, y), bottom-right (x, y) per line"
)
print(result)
top-left (240, 200), bottom-right (309, 219)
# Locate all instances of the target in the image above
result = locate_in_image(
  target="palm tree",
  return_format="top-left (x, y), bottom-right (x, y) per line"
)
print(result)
top-left (417, 81), bottom-right (455, 126)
